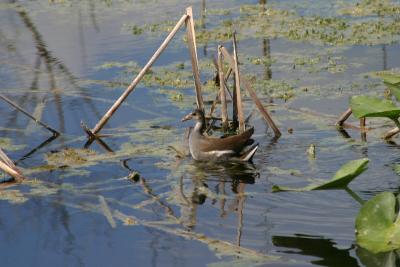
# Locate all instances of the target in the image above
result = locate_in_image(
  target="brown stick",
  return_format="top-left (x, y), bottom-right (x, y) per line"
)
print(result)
top-left (242, 79), bottom-right (281, 137)
top-left (360, 117), bottom-right (367, 142)
top-left (218, 46), bottom-right (229, 130)
top-left (209, 57), bottom-right (234, 119)
top-left (208, 72), bottom-right (234, 119)
top-left (384, 127), bottom-right (400, 140)
top-left (0, 148), bottom-right (25, 182)
top-left (0, 94), bottom-right (59, 136)
top-left (185, 7), bottom-right (204, 111)
top-left (0, 148), bottom-right (17, 170)
top-left (220, 47), bottom-right (237, 126)
top-left (211, 56), bottom-right (234, 96)
top-left (360, 117), bottom-right (366, 129)
top-left (336, 108), bottom-right (352, 127)
top-left (232, 34), bottom-right (245, 133)
top-left (81, 122), bottom-right (114, 153)
top-left (0, 161), bottom-right (24, 182)
top-left (221, 46), bottom-right (281, 137)
top-left (90, 14), bottom-right (188, 135)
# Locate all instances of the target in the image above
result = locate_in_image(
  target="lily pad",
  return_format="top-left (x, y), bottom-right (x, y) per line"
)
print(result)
top-left (350, 95), bottom-right (400, 120)
top-left (355, 192), bottom-right (400, 253)
top-left (386, 84), bottom-right (400, 102)
top-left (378, 73), bottom-right (400, 85)
top-left (272, 158), bottom-right (369, 192)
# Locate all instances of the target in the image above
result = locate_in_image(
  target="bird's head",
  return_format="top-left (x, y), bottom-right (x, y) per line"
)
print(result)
top-left (181, 109), bottom-right (205, 122)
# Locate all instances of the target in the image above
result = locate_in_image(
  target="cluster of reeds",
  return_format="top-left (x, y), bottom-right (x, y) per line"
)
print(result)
top-left (0, 6), bottom-right (281, 182)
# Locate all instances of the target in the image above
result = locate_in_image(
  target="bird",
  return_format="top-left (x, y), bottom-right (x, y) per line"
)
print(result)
top-left (181, 109), bottom-right (258, 162)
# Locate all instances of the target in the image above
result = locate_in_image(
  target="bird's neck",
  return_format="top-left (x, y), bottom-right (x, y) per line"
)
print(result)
top-left (193, 120), bottom-right (204, 134)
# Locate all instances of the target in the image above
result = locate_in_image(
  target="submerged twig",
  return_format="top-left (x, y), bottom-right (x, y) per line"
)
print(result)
top-left (15, 134), bottom-right (58, 164)
top-left (112, 209), bottom-right (278, 263)
top-left (0, 93), bottom-right (59, 136)
top-left (99, 195), bottom-right (117, 228)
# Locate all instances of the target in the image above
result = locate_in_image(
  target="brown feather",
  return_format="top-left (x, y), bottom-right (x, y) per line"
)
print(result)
top-left (198, 127), bottom-right (254, 153)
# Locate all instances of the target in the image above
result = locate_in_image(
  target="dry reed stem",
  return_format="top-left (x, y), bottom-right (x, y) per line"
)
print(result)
top-left (0, 148), bottom-right (25, 182)
top-left (336, 108), bottom-right (352, 127)
top-left (0, 93), bottom-right (59, 136)
top-left (220, 46), bottom-right (281, 137)
top-left (90, 14), bottom-right (189, 135)
top-left (217, 46), bottom-right (228, 130)
top-left (384, 127), bottom-right (400, 140)
top-left (185, 7), bottom-right (204, 111)
top-left (232, 33), bottom-right (245, 133)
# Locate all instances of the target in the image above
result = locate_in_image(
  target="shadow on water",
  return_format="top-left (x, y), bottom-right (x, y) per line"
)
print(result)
top-left (180, 161), bottom-right (259, 248)
top-left (273, 234), bottom-right (359, 267)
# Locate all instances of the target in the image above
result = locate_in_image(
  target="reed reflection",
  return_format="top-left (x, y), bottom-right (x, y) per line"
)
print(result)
top-left (179, 161), bottom-right (259, 246)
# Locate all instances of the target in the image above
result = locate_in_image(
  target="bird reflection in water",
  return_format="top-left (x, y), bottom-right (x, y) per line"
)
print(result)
top-left (178, 161), bottom-right (259, 246)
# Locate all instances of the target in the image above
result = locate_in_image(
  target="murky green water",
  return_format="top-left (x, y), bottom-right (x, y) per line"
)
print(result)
top-left (1, 0), bottom-right (400, 266)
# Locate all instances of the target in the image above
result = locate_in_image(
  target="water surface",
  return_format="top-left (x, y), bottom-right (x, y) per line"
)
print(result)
top-left (0, 0), bottom-right (400, 266)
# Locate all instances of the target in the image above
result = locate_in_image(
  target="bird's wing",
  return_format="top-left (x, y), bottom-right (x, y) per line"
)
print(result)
top-left (199, 127), bottom-right (254, 153)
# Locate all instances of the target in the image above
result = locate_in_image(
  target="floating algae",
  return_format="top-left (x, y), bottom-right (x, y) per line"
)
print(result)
top-left (0, 189), bottom-right (28, 204)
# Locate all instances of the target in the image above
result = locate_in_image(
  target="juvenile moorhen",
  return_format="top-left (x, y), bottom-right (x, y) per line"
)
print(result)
top-left (181, 109), bottom-right (258, 162)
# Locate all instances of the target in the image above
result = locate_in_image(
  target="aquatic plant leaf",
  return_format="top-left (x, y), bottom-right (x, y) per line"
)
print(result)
top-left (386, 84), bottom-right (400, 102)
top-left (356, 192), bottom-right (400, 253)
top-left (350, 96), bottom-right (400, 120)
top-left (0, 137), bottom-right (26, 151)
top-left (393, 164), bottom-right (400, 176)
top-left (45, 148), bottom-right (97, 167)
top-left (378, 73), bottom-right (400, 85)
top-left (357, 248), bottom-right (398, 267)
top-left (272, 158), bottom-right (369, 192)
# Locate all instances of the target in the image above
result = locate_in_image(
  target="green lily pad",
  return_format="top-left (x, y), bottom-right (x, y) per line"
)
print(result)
top-left (350, 95), bottom-right (400, 120)
top-left (272, 158), bottom-right (369, 192)
top-left (386, 84), bottom-right (400, 102)
top-left (378, 73), bottom-right (400, 85)
top-left (355, 192), bottom-right (400, 253)
top-left (357, 248), bottom-right (398, 267)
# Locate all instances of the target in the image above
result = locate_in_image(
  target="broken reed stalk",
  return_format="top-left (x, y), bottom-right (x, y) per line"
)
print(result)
top-left (0, 148), bottom-right (17, 169)
top-left (220, 46), bottom-right (281, 137)
top-left (232, 33), bottom-right (245, 133)
top-left (384, 127), bottom-right (400, 140)
top-left (0, 93), bottom-right (59, 136)
top-left (0, 148), bottom-right (25, 182)
top-left (211, 56), bottom-right (233, 99)
top-left (360, 117), bottom-right (367, 142)
top-left (81, 122), bottom-right (114, 152)
top-left (217, 46), bottom-right (229, 130)
top-left (336, 107), bottom-right (352, 127)
top-left (242, 79), bottom-right (281, 137)
top-left (90, 14), bottom-right (189, 135)
top-left (185, 6), bottom-right (204, 111)
top-left (209, 58), bottom-right (233, 118)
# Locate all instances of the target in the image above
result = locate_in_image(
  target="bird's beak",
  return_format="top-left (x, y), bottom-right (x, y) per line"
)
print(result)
top-left (181, 113), bottom-right (193, 122)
